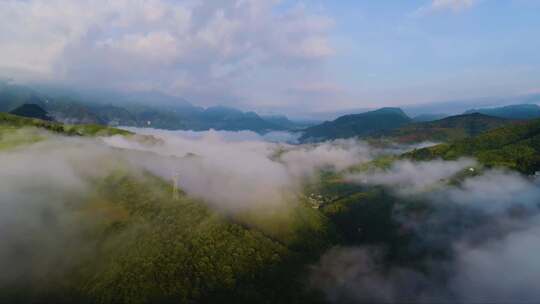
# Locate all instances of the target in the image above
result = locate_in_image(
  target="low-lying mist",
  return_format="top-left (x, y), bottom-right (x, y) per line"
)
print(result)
top-left (313, 157), bottom-right (540, 303)
top-left (103, 128), bottom-right (381, 212)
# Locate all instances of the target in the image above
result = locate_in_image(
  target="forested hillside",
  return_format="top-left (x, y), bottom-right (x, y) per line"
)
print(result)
top-left (0, 112), bottom-right (131, 137)
top-left (0, 114), bottom-right (333, 303)
top-left (381, 113), bottom-right (512, 143)
top-left (407, 118), bottom-right (540, 174)
top-left (1, 170), bottom-right (336, 303)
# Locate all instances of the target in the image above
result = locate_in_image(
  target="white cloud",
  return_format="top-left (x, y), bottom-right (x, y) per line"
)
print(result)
top-left (0, 128), bottom-right (380, 284)
top-left (0, 0), bottom-right (335, 108)
top-left (103, 128), bottom-right (376, 212)
top-left (312, 163), bottom-right (540, 304)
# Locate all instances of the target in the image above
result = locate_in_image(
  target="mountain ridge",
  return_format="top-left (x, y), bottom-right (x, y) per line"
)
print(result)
top-left (382, 113), bottom-right (513, 143)
top-left (464, 103), bottom-right (540, 120)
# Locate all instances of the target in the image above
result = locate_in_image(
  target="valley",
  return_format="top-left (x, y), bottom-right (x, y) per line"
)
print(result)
top-left (2, 109), bottom-right (540, 303)
top-left (2, 2), bottom-right (540, 302)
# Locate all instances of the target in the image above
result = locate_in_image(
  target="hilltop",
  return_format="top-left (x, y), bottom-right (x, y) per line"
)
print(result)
top-left (0, 112), bottom-right (131, 138)
top-left (300, 107), bottom-right (412, 142)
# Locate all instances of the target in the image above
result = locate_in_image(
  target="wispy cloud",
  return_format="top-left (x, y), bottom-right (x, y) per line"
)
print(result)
top-left (103, 128), bottom-right (377, 212)
top-left (415, 0), bottom-right (478, 16)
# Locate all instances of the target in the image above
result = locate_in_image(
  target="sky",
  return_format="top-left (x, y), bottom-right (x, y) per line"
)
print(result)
top-left (0, 0), bottom-right (539, 115)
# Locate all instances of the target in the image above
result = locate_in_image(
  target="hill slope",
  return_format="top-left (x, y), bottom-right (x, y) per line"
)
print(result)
top-left (383, 113), bottom-right (512, 143)
top-left (464, 104), bottom-right (540, 120)
top-left (9, 104), bottom-right (53, 121)
top-left (406, 118), bottom-right (540, 174)
top-left (0, 168), bottom-right (333, 303)
top-left (300, 108), bottom-right (412, 142)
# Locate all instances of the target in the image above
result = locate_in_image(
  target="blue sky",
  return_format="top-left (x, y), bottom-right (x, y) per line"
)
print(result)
top-left (0, 0), bottom-right (538, 116)
top-left (320, 0), bottom-right (540, 106)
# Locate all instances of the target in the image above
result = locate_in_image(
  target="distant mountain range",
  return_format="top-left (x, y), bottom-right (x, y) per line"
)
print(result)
top-left (3, 81), bottom-right (540, 138)
top-left (299, 106), bottom-right (535, 143)
top-left (0, 83), bottom-right (306, 133)
top-left (464, 104), bottom-right (540, 120)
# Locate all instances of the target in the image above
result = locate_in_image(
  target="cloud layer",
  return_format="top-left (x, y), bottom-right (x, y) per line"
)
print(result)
top-left (416, 0), bottom-right (478, 15)
top-left (103, 128), bottom-right (377, 211)
top-left (0, 128), bottom-right (383, 288)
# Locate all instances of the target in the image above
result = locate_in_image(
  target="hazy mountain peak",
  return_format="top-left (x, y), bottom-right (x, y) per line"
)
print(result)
top-left (372, 107), bottom-right (408, 116)
top-left (9, 103), bottom-right (53, 121)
